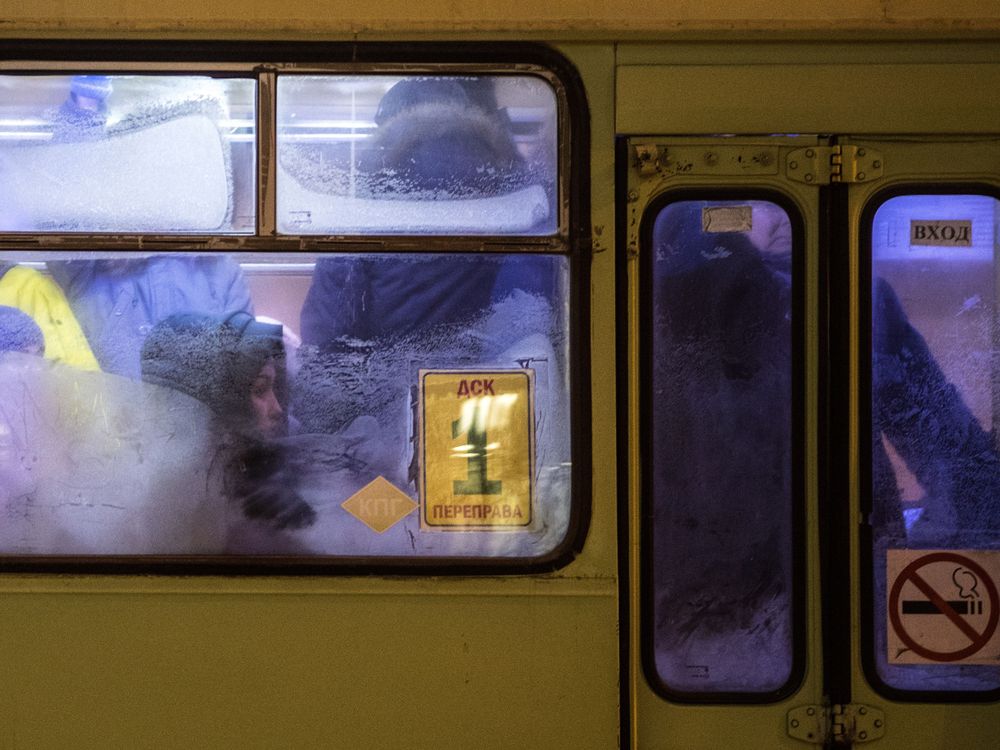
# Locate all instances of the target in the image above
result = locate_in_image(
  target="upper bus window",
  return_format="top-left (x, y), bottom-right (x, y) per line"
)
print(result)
top-left (869, 193), bottom-right (1000, 693)
top-left (645, 199), bottom-right (798, 696)
top-left (276, 75), bottom-right (558, 235)
top-left (0, 75), bottom-right (256, 233)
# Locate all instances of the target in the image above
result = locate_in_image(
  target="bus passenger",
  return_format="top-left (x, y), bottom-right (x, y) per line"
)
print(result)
top-left (55, 74), bottom-right (113, 138)
top-left (49, 255), bottom-right (253, 379)
top-left (296, 77), bottom-right (560, 437)
top-left (650, 202), bottom-right (794, 690)
top-left (0, 305), bottom-right (44, 355)
top-left (140, 311), bottom-right (316, 535)
top-left (872, 277), bottom-right (1000, 544)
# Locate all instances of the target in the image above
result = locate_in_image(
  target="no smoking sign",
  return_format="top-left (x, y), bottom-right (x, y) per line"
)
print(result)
top-left (887, 550), bottom-right (1000, 664)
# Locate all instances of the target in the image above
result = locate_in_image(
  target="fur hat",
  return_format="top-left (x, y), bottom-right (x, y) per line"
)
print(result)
top-left (358, 77), bottom-right (524, 197)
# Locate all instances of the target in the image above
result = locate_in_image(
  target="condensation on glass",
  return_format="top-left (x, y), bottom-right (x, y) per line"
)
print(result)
top-left (647, 199), bottom-right (795, 693)
top-left (0, 75), bottom-right (256, 233)
top-left (870, 194), bottom-right (1000, 692)
top-left (276, 75), bottom-right (558, 235)
top-left (0, 251), bottom-right (570, 558)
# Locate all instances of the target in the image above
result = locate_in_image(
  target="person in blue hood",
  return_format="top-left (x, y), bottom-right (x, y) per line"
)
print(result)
top-left (48, 255), bottom-right (254, 379)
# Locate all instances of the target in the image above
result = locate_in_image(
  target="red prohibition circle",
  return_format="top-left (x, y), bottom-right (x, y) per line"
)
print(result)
top-left (888, 552), bottom-right (1000, 662)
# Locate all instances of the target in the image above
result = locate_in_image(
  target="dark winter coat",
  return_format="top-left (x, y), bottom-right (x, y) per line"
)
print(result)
top-left (872, 278), bottom-right (1000, 543)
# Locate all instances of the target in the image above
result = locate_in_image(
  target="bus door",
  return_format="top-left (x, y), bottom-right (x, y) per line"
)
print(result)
top-left (623, 136), bottom-right (825, 748)
top-left (624, 134), bottom-right (1000, 747)
top-left (838, 135), bottom-right (1000, 748)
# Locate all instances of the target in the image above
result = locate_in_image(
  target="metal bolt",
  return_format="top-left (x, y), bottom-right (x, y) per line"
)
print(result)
top-left (704, 152), bottom-right (718, 166)
top-left (859, 731), bottom-right (868, 740)
top-left (805, 174), bottom-right (814, 183)
top-left (873, 160), bottom-right (882, 168)
top-left (790, 719), bottom-right (800, 728)
top-left (806, 707), bottom-right (816, 716)
top-left (859, 707), bottom-right (867, 715)
top-left (874, 720), bottom-right (883, 729)
top-left (805, 149), bottom-right (815, 158)
top-left (857, 172), bottom-right (866, 180)
top-left (858, 148), bottom-right (866, 157)
top-left (789, 160), bottom-right (799, 170)
top-left (627, 190), bottom-right (639, 202)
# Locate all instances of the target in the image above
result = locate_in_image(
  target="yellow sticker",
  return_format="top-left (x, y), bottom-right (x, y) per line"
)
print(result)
top-left (419, 370), bottom-right (534, 530)
top-left (342, 476), bottom-right (417, 533)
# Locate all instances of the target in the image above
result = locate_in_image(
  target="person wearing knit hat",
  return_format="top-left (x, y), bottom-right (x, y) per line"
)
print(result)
top-left (56, 74), bottom-right (114, 138)
top-left (0, 305), bottom-right (44, 355)
top-left (68, 75), bottom-right (113, 111)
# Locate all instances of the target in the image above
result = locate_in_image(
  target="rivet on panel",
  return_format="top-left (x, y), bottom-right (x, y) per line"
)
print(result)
top-left (804, 174), bottom-right (814, 183)
top-left (805, 149), bottom-right (815, 158)
top-left (790, 719), bottom-right (800, 728)
top-left (857, 172), bottom-right (866, 181)
top-left (789, 161), bottom-right (799, 170)
top-left (806, 707), bottom-right (816, 716)
top-left (859, 731), bottom-right (868, 741)
top-left (873, 160), bottom-right (882, 168)
top-left (858, 148), bottom-right (866, 157)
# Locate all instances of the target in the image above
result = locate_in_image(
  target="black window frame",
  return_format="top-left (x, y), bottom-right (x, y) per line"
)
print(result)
top-left (637, 188), bottom-right (807, 704)
top-left (0, 40), bottom-right (592, 576)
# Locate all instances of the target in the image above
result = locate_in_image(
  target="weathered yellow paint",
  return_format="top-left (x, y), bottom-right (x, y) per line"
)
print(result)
top-left (0, 40), bottom-right (623, 750)
top-left (3, 0), bottom-right (1000, 37)
top-left (617, 63), bottom-right (1000, 135)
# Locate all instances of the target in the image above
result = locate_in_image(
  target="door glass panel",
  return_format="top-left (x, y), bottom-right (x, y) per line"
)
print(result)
top-left (646, 199), bottom-right (797, 694)
top-left (0, 250), bottom-right (570, 560)
top-left (870, 193), bottom-right (1000, 692)
top-left (0, 75), bottom-right (256, 233)
top-left (276, 75), bottom-right (558, 235)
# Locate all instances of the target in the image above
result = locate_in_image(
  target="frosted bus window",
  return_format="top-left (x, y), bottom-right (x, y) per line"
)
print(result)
top-left (276, 75), bottom-right (558, 235)
top-left (0, 251), bottom-right (570, 559)
top-left (869, 194), bottom-right (1000, 693)
top-left (0, 75), bottom-right (256, 233)
top-left (646, 200), bottom-right (797, 695)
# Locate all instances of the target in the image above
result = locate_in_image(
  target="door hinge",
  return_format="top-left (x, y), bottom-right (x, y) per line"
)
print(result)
top-left (787, 703), bottom-right (885, 745)
top-left (786, 145), bottom-right (884, 185)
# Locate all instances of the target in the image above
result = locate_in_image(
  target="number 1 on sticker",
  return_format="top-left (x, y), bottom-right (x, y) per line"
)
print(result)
top-left (451, 417), bottom-right (502, 496)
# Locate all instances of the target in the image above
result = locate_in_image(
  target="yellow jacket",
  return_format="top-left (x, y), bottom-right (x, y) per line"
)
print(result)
top-left (0, 264), bottom-right (100, 370)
